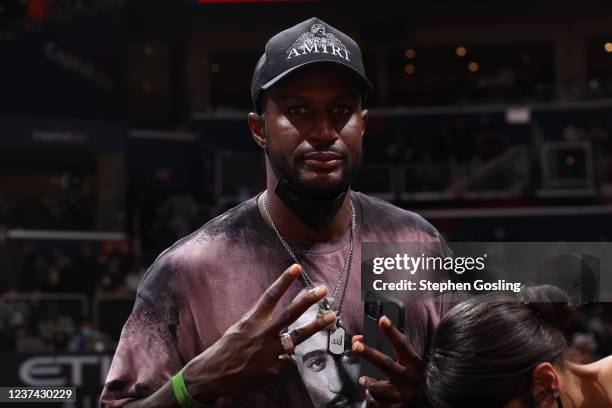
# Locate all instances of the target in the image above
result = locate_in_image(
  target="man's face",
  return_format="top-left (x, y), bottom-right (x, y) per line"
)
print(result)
top-left (290, 300), bottom-right (362, 408)
top-left (262, 64), bottom-right (367, 197)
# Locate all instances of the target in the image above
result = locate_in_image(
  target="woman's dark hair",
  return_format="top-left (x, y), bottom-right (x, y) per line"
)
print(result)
top-left (424, 285), bottom-right (575, 408)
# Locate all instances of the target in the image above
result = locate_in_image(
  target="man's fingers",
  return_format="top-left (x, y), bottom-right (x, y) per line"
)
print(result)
top-left (363, 379), bottom-right (403, 402)
top-left (268, 284), bottom-right (328, 331)
top-left (359, 375), bottom-right (376, 388)
top-left (364, 389), bottom-right (382, 408)
top-left (253, 264), bottom-right (302, 317)
top-left (352, 341), bottom-right (405, 378)
top-left (285, 310), bottom-right (336, 345)
top-left (361, 377), bottom-right (410, 408)
top-left (379, 315), bottom-right (419, 365)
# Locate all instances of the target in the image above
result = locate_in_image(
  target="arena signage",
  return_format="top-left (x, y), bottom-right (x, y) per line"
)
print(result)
top-left (0, 353), bottom-right (112, 406)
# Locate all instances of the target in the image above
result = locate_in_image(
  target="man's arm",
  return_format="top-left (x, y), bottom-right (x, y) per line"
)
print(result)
top-left (108, 264), bottom-right (336, 407)
top-left (123, 382), bottom-right (179, 408)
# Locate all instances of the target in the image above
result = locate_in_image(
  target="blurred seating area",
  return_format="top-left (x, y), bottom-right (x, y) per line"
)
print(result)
top-left (0, 105), bottom-right (610, 232)
top-left (0, 227), bottom-right (138, 353)
top-left (193, 105), bottom-right (612, 205)
top-left (1, 223), bottom-right (612, 358)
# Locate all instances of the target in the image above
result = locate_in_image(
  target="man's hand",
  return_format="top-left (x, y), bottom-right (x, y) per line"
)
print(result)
top-left (182, 263), bottom-right (336, 403)
top-left (352, 316), bottom-right (425, 408)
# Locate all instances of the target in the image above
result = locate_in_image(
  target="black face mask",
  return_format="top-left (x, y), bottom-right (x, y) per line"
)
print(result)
top-left (274, 177), bottom-right (348, 235)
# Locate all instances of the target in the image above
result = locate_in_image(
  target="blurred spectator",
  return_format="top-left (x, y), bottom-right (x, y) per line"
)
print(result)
top-left (2, 287), bottom-right (28, 328)
top-left (68, 321), bottom-right (113, 353)
top-left (41, 264), bottom-right (63, 292)
top-left (151, 193), bottom-right (200, 251)
top-left (16, 242), bottom-right (44, 291)
top-left (125, 258), bottom-right (145, 294)
top-left (563, 121), bottom-right (587, 142)
top-left (95, 252), bottom-right (128, 296)
top-left (385, 130), bottom-right (413, 164)
top-left (14, 326), bottom-right (45, 353)
top-left (38, 313), bottom-right (75, 350)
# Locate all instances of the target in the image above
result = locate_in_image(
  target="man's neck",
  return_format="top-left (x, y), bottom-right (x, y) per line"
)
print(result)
top-left (258, 185), bottom-right (352, 243)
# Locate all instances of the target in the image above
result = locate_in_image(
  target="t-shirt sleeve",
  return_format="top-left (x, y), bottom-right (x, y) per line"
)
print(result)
top-left (100, 254), bottom-right (193, 407)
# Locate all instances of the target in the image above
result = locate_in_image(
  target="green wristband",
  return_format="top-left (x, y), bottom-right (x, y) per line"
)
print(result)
top-left (171, 368), bottom-right (209, 408)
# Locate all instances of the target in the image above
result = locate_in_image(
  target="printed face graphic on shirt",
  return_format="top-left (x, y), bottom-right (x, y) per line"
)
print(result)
top-left (289, 292), bottom-right (362, 408)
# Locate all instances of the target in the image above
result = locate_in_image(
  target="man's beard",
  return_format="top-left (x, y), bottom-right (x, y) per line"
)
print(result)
top-left (265, 139), bottom-right (362, 234)
top-left (265, 144), bottom-right (362, 199)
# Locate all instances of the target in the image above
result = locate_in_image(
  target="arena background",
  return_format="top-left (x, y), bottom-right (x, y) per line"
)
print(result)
top-left (0, 0), bottom-right (611, 406)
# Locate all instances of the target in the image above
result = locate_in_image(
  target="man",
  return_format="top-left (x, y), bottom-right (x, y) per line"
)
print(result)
top-left (101, 17), bottom-right (451, 407)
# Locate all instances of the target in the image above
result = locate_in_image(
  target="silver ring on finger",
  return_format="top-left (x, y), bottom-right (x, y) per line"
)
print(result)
top-left (279, 331), bottom-right (296, 355)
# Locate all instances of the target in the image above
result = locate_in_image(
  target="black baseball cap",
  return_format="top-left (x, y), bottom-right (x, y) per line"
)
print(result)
top-left (251, 17), bottom-right (372, 114)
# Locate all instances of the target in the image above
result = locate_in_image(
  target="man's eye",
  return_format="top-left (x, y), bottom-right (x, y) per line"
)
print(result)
top-left (333, 105), bottom-right (352, 115)
top-left (288, 106), bottom-right (308, 115)
top-left (306, 357), bottom-right (327, 372)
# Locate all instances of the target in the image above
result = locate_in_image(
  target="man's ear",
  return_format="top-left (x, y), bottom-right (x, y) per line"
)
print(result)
top-left (532, 362), bottom-right (561, 405)
top-left (360, 109), bottom-right (369, 137)
top-left (248, 112), bottom-right (266, 149)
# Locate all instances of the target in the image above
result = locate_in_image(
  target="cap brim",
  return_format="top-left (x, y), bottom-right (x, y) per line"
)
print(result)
top-left (261, 59), bottom-right (372, 93)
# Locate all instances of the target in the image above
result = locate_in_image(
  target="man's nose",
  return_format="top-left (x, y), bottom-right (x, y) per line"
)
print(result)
top-left (327, 370), bottom-right (343, 394)
top-left (308, 112), bottom-right (337, 147)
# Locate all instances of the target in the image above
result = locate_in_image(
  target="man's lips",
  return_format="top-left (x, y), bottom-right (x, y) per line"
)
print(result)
top-left (303, 151), bottom-right (342, 161)
top-left (302, 151), bottom-right (343, 171)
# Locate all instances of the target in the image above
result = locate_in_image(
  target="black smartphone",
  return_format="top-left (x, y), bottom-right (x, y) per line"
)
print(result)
top-left (361, 290), bottom-right (405, 379)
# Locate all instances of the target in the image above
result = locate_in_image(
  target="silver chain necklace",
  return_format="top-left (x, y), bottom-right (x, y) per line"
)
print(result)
top-left (261, 191), bottom-right (356, 355)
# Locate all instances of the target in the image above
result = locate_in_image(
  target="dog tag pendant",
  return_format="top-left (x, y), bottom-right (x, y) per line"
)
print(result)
top-left (328, 320), bottom-right (346, 356)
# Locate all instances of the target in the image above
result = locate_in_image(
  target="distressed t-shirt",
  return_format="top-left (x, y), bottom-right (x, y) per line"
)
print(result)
top-left (100, 191), bottom-right (454, 407)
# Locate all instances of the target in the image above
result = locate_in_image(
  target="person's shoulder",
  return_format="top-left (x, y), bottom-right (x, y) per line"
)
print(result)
top-left (593, 355), bottom-right (612, 385)
top-left (353, 191), bottom-right (441, 239)
top-left (141, 197), bottom-right (259, 284)
top-left (572, 355), bottom-right (612, 401)
top-left (198, 197), bottom-right (260, 240)
top-left (173, 196), bottom-right (257, 249)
